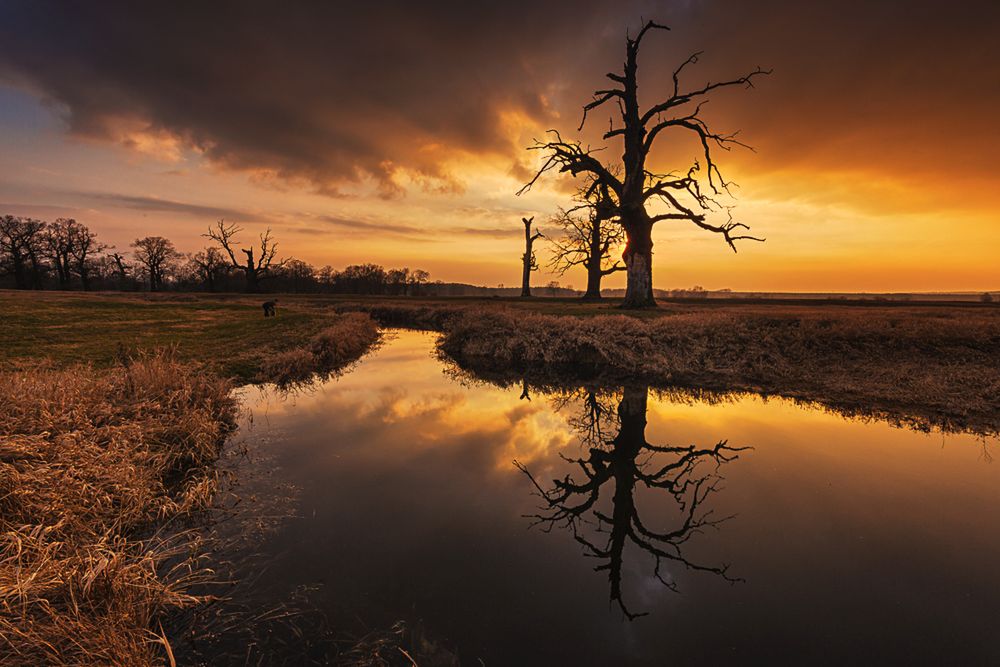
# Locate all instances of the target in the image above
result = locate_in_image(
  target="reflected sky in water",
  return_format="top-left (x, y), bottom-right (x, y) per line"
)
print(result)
top-left (235, 330), bottom-right (1000, 665)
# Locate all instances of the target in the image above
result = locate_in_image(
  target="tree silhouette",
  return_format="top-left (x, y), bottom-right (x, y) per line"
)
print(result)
top-left (204, 220), bottom-right (284, 293)
top-left (547, 180), bottom-right (624, 300)
top-left (189, 247), bottom-right (230, 292)
top-left (108, 251), bottom-right (131, 290)
top-left (521, 216), bottom-right (542, 297)
top-left (516, 385), bottom-right (747, 618)
top-left (68, 222), bottom-right (106, 290)
top-left (0, 215), bottom-right (47, 289)
top-left (44, 218), bottom-right (79, 289)
top-left (519, 20), bottom-right (768, 308)
top-left (131, 236), bottom-right (180, 291)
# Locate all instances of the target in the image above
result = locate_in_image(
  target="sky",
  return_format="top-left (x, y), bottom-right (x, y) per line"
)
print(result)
top-left (0, 0), bottom-right (997, 292)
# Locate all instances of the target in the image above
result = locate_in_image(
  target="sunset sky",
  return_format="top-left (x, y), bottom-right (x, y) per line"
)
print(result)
top-left (0, 0), bottom-right (997, 292)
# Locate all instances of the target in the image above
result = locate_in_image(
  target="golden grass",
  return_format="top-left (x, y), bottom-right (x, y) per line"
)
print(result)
top-left (0, 354), bottom-right (236, 666)
top-left (259, 312), bottom-right (380, 386)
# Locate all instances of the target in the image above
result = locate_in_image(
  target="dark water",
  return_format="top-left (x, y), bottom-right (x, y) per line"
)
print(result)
top-left (229, 330), bottom-right (1000, 665)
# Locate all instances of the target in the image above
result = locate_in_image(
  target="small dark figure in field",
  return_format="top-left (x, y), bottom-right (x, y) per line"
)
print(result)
top-left (262, 300), bottom-right (278, 317)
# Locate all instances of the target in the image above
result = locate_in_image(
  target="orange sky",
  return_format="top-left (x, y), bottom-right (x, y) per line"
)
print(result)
top-left (0, 1), bottom-right (997, 292)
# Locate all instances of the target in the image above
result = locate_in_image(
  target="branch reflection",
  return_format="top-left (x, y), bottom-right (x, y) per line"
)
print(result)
top-left (517, 385), bottom-right (749, 619)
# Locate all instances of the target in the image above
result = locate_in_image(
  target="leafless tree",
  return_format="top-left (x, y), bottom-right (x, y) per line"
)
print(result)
top-left (45, 218), bottom-right (79, 289)
top-left (68, 222), bottom-right (106, 290)
top-left (516, 385), bottom-right (747, 618)
top-left (204, 220), bottom-right (284, 293)
top-left (548, 180), bottom-right (625, 300)
top-left (519, 20), bottom-right (769, 308)
top-left (189, 247), bottom-right (230, 292)
top-left (108, 251), bottom-right (131, 290)
top-left (520, 216), bottom-right (542, 297)
top-left (0, 215), bottom-right (47, 289)
top-left (131, 236), bottom-right (180, 291)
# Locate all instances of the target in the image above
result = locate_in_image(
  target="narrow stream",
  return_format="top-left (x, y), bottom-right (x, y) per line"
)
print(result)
top-left (216, 329), bottom-right (1000, 664)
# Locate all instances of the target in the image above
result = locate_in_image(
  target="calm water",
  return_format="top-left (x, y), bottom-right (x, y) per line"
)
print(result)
top-left (229, 330), bottom-right (1000, 665)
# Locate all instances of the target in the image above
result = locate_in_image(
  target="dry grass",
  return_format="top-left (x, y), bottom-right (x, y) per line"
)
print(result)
top-left (0, 354), bottom-right (237, 666)
top-left (436, 307), bottom-right (1000, 434)
top-left (259, 312), bottom-right (380, 386)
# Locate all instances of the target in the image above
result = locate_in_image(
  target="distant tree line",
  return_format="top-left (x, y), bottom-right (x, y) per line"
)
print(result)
top-left (0, 215), bottom-right (431, 295)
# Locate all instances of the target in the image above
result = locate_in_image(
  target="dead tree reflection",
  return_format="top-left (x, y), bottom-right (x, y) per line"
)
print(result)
top-left (517, 385), bottom-right (748, 619)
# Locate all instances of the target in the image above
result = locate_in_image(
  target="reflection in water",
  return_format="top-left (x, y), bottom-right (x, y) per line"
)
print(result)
top-left (224, 331), bottom-right (1000, 665)
top-left (518, 386), bottom-right (747, 618)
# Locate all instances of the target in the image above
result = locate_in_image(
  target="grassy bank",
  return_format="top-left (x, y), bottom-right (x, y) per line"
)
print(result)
top-left (0, 354), bottom-right (236, 665)
top-left (0, 291), bottom-right (385, 664)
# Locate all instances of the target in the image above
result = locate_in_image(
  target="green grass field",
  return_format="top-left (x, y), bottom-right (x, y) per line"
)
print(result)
top-left (0, 291), bottom-right (344, 380)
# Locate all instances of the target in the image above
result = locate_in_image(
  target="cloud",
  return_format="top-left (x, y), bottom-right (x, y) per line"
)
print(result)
top-left (68, 191), bottom-right (261, 221)
top-left (1, 0), bottom-right (997, 205)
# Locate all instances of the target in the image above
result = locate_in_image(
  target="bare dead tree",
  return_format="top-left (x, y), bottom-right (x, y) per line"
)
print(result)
top-left (204, 220), bottom-right (284, 293)
top-left (519, 20), bottom-right (769, 308)
top-left (108, 251), bottom-right (131, 290)
top-left (520, 216), bottom-right (542, 297)
top-left (548, 180), bottom-right (625, 300)
top-left (131, 236), bottom-right (180, 291)
top-left (516, 385), bottom-right (747, 619)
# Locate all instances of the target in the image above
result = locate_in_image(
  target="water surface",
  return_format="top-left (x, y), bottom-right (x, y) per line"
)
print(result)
top-left (232, 330), bottom-right (1000, 665)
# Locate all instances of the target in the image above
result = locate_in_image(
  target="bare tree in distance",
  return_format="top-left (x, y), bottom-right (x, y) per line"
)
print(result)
top-left (108, 251), bottom-right (131, 290)
top-left (68, 222), bottom-right (106, 290)
top-left (0, 215), bottom-right (47, 289)
top-left (519, 20), bottom-right (769, 308)
top-left (548, 180), bottom-right (625, 300)
top-left (520, 216), bottom-right (542, 298)
top-left (45, 218), bottom-right (78, 289)
top-left (189, 247), bottom-right (230, 292)
top-left (204, 220), bottom-right (284, 293)
top-left (131, 236), bottom-right (180, 291)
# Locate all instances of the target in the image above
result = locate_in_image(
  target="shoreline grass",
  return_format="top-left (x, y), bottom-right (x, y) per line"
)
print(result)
top-left (0, 354), bottom-right (237, 666)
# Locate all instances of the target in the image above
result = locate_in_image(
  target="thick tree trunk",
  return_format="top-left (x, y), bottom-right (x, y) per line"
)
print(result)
top-left (607, 385), bottom-right (647, 616)
top-left (582, 264), bottom-right (603, 300)
top-left (245, 268), bottom-right (259, 293)
top-left (11, 256), bottom-right (27, 290)
top-left (621, 220), bottom-right (655, 308)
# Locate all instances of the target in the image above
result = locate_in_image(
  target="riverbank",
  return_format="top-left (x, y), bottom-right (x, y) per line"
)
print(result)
top-left (341, 303), bottom-right (1000, 435)
top-left (0, 354), bottom-right (236, 665)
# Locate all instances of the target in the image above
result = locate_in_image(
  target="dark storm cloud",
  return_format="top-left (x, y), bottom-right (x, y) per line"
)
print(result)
top-left (1, 0), bottom-right (998, 196)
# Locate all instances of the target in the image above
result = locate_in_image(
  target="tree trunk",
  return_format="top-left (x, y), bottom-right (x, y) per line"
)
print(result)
top-left (581, 217), bottom-right (603, 300)
top-left (521, 219), bottom-right (536, 298)
top-left (245, 268), bottom-right (259, 293)
top-left (12, 255), bottom-right (27, 290)
top-left (520, 255), bottom-right (532, 297)
top-left (582, 263), bottom-right (603, 300)
top-left (621, 220), bottom-right (655, 308)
